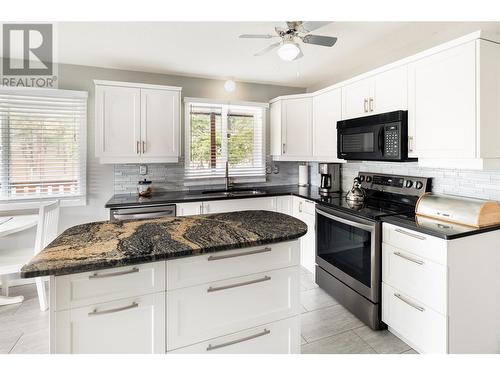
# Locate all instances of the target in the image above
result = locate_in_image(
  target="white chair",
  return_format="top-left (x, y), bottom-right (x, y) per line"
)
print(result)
top-left (0, 201), bottom-right (60, 311)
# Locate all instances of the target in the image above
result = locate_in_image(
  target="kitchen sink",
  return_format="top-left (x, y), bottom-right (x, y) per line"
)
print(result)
top-left (200, 189), bottom-right (267, 197)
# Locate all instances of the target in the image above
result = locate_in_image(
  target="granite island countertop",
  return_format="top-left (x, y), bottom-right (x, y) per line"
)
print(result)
top-left (20, 210), bottom-right (307, 278)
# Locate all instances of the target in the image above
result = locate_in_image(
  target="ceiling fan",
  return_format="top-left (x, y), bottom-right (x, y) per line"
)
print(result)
top-left (239, 21), bottom-right (337, 61)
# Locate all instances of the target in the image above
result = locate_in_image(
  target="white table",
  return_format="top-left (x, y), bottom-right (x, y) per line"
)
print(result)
top-left (0, 214), bottom-right (38, 306)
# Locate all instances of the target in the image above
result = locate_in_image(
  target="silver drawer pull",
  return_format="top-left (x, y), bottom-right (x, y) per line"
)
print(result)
top-left (207, 275), bottom-right (271, 293)
top-left (89, 267), bottom-right (139, 279)
top-left (88, 302), bottom-right (139, 316)
top-left (207, 247), bottom-right (271, 261)
top-left (395, 228), bottom-right (426, 241)
top-left (394, 293), bottom-right (425, 312)
top-left (206, 329), bottom-right (270, 351)
top-left (394, 251), bottom-right (424, 265)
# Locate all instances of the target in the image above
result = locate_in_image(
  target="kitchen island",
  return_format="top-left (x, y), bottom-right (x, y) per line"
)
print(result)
top-left (21, 210), bottom-right (307, 354)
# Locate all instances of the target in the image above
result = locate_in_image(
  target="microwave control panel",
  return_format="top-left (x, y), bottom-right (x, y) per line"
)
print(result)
top-left (384, 124), bottom-right (400, 158)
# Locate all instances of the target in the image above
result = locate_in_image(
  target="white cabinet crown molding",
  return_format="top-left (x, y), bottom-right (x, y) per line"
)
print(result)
top-left (93, 80), bottom-right (182, 91)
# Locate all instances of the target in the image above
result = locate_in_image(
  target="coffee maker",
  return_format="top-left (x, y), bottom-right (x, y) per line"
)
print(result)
top-left (318, 163), bottom-right (340, 195)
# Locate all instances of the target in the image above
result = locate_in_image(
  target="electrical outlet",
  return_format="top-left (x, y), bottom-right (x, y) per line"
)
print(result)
top-left (139, 165), bottom-right (147, 175)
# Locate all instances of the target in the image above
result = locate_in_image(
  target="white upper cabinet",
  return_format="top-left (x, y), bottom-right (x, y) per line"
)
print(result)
top-left (409, 39), bottom-right (500, 168)
top-left (95, 85), bottom-right (141, 159)
top-left (270, 100), bottom-right (283, 156)
top-left (342, 65), bottom-right (408, 120)
top-left (140, 88), bottom-right (180, 159)
top-left (312, 88), bottom-right (344, 161)
top-left (282, 97), bottom-right (313, 158)
top-left (95, 81), bottom-right (181, 164)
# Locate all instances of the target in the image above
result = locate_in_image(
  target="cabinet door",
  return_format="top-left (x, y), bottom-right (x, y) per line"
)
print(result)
top-left (372, 65), bottom-right (408, 114)
top-left (408, 41), bottom-right (476, 159)
top-left (312, 88), bottom-right (342, 159)
top-left (141, 88), bottom-right (180, 159)
top-left (292, 197), bottom-right (316, 274)
top-left (270, 101), bottom-right (283, 156)
top-left (282, 98), bottom-right (312, 157)
top-left (54, 293), bottom-right (165, 354)
top-left (203, 197), bottom-right (276, 214)
top-left (276, 196), bottom-right (293, 215)
top-left (95, 85), bottom-right (140, 158)
top-left (342, 78), bottom-right (372, 119)
top-left (176, 202), bottom-right (203, 216)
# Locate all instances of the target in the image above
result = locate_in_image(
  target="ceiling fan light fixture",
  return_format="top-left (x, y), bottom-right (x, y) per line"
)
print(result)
top-left (277, 41), bottom-right (300, 61)
top-left (224, 79), bottom-right (236, 92)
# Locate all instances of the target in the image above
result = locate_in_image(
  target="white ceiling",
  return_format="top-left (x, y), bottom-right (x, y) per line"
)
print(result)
top-left (55, 21), bottom-right (500, 89)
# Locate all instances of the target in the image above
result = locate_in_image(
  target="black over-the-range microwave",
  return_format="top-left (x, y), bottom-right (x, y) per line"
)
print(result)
top-left (337, 110), bottom-right (416, 162)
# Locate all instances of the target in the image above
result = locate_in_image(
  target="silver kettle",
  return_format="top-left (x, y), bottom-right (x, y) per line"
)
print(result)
top-left (346, 177), bottom-right (366, 203)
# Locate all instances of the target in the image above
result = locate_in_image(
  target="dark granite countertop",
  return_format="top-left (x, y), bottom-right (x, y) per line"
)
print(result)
top-left (20, 210), bottom-right (307, 278)
top-left (105, 185), bottom-right (330, 208)
top-left (381, 214), bottom-right (500, 240)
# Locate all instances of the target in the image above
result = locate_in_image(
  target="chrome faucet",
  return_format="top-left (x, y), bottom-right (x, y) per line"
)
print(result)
top-left (225, 161), bottom-right (232, 190)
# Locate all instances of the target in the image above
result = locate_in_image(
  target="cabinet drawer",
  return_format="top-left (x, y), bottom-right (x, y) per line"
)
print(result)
top-left (382, 283), bottom-right (447, 354)
top-left (169, 316), bottom-right (300, 354)
top-left (167, 240), bottom-right (299, 290)
top-left (166, 266), bottom-right (300, 350)
top-left (382, 243), bottom-right (447, 314)
top-left (54, 292), bottom-right (165, 354)
top-left (203, 197), bottom-right (276, 214)
top-left (54, 261), bottom-right (165, 310)
top-left (382, 223), bottom-right (447, 265)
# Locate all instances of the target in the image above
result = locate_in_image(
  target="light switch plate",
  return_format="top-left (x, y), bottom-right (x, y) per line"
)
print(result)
top-left (139, 165), bottom-right (147, 175)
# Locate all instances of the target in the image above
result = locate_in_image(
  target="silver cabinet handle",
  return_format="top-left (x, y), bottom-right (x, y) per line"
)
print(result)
top-left (394, 251), bottom-right (424, 265)
top-left (206, 329), bottom-right (270, 351)
top-left (88, 302), bottom-right (139, 316)
top-left (394, 293), bottom-right (425, 312)
top-left (369, 97), bottom-right (374, 112)
top-left (395, 228), bottom-right (426, 241)
top-left (363, 98), bottom-right (368, 113)
top-left (136, 141), bottom-right (140, 154)
top-left (408, 136), bottom-right (414, 152)
top-left (207, 275), bottom-right (271, 293)
top-left (282, 143), bottom-right (286, 154)
top-left (299, 201), bottom-right (303, 212)
top-left (207, 247), bottom-right (271, 261)
top-left (89, 267), bottom-right (139, 279)
top-left (142, 140), bottom-right (146, 153)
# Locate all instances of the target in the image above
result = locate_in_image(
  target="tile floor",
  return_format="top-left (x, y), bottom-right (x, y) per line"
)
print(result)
top-left (0, 269), bottom-right (417, 354)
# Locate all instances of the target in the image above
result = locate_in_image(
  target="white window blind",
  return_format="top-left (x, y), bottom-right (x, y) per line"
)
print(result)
top-left (0, 88), bottom-right (87, 202)
top-left (184, 99), bottom-right (266, 179)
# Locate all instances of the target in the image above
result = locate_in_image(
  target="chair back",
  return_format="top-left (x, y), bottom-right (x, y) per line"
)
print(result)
top-left (34, 201), bottom-right (60, 254)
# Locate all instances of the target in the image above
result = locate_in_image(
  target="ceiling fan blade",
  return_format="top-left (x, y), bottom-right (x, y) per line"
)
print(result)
top-left (301, 34), bottom-right (338, 47)
top-left (239, 34), bottom-right (276, 39)
top-left (299, 21), bottom-right (331, 33)
top-left (254, 41), bottom-right (281, 56)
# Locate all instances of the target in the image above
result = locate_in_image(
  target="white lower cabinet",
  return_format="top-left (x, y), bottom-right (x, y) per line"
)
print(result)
top-left (166, 266), bottom-right (300, 350)
top-left (54, 292), bottom-right (165, 354)
top-left (382, 222), bottom-right (500, 354)
top-left (202, 197), bottom-right (276, 214)
top-left (176, 202), bottom-right (203, 216)
top-left (169, 316), bottom-right (300, 354)
top-left (292, 196), bottom-right (316, 275)
top-left (382, 283), bottom-right (447, 354)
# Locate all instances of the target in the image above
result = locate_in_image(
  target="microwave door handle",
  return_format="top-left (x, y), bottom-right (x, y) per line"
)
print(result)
top-left (378, 128), bottom-right (384, 155)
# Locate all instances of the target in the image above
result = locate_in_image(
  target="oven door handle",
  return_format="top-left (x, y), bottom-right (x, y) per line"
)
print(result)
top-left (378, 127), bottom-right (384, 155)
top-left (316, 208), bottom-right (375, 232)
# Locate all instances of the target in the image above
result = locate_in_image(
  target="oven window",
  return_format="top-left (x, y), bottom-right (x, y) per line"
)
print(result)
top-left (317, 213), bottom-right (372, 287)
top-left (342, 133), bottom-right (374, 153)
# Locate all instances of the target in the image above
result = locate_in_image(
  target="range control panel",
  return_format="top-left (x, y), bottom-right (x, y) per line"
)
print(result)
top-left (358, 172), bottom-right (430, 197)
top-left (384, 125), bottom-right (400, 158)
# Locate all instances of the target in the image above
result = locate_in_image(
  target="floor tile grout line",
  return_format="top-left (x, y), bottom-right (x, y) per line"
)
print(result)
top-left (351, 328), bottom-right (381, 354)
top-left (8, 333), bottom-right (23, 354)
top-left (301, 322), bottom-right (366, 346)
top-left (301, 301), bottom-right (340, 313)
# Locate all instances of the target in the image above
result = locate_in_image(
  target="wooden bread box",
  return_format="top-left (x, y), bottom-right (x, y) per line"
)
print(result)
top-left (416, 193), bottom-right (500, 228)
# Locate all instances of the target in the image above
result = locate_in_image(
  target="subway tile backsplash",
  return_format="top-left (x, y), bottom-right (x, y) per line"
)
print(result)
top-left (115, 159), bottom-right (500, 202)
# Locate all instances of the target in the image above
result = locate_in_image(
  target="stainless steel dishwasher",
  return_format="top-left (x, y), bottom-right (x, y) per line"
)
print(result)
top-left (109, 204), bottom-right (176, 221)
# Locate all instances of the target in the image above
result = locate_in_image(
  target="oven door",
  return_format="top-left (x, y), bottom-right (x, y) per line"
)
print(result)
top-left (315, 206), bottom-right (381, 303)
top-left (337, 123), bottom-right (385, 161)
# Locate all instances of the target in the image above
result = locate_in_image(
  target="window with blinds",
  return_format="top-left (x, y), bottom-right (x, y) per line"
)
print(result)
top-left (184, 99), bottom-right (266, 179)
top-left (0, 88), bottom-right (87, 202)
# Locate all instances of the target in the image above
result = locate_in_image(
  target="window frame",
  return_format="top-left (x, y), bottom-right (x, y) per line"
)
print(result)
top-left (0, 86), bottom-right (88, 208)
top-left (183, 97), bottom-right (268, 184)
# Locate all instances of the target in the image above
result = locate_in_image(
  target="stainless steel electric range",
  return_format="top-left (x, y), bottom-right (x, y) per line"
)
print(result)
top-left (315, 172), bottom-right (431, 330)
